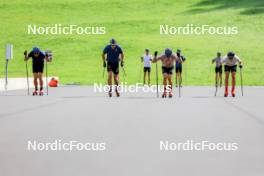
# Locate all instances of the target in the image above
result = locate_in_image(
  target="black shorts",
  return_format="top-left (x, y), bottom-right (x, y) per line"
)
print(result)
top-left (162, 66), bottom-right (174, 75)
top-left (107, 62), bottom-right (119, 75)
top-left (175, 65), bottom-right (182, 73)
top-left (144, 67), bottom-right (151, 73)
top-left (215, 65), bottom-right (223, 73)
top-left (224, 65), bottom-right (237, 73)
top-left (32, 63), bottom-right (44, 73)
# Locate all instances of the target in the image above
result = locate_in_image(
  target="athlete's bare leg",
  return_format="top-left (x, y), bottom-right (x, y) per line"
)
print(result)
top-left (114, 74), bottom-right (120, 97)
top-left (225, 71), bottom-right (229, 97)
top-left (147, 71), bottom-right (150, 85)
top-left (231, 71), bottom-right (236, 97)
top-left (108, 71), bottom-right (113, 97)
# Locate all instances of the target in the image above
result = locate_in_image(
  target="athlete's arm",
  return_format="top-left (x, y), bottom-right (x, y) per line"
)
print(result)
top-left (150, 55), bottom-right (153, 61)
top-left (212, 58), bottom-right (216, 64)
top-left (153, 55), bottom-right (162, 63)
top-left (120, 52), bottom-right (124, 62)
top-left (239, 60), bottom-right (243, 68)
top-left (102, 53), bottom-right (106, 62)
top-left (175, 55), bottom-right (183, 63)
top-left (221, 56), bottom-right (227, 65)
top-left (182, 56), bottom-right (186, 62)
top-left (24, 50), bottom-right (29, 61)
top-left (102, 46), bottom-right (108, 63)
top-left (152, 51), bottom-right (160, 63)
top-left (236, 56), bottom-right (243, 67)
top-left (44, 52), bottom-right (52, 62)
top-left (24, 50), bottom-right (32, 61)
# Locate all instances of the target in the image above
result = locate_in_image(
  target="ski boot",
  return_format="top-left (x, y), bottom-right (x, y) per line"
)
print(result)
top-left (162, 92), bottom-right (167, 98)
top-left (224, 89), bottom-right (228, 97)
top-left (231, 88), bottom-right (236, 97)
top-left (231, 77), bottom-right (236, 97)
top-left (224, 84), bottom-right (228, 97)
top-left (39, 90), bottom-right (44, 96)
top-left (32, 90), bottom-right (38, 96)
top-left (108, 91), bottom-right (112, 97)
top-left (115, 90), bottom-right (120, 97)
top-left (169, 92), bottom-right (173, 98)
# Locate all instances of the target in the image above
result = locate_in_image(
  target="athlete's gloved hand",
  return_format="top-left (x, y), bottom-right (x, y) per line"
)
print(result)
top-left (103, 61), bottom-right (106, 68)
top-left (121, 61), bottom-right (124, 67)
top-left (24, 50), bottom-right (27, 56)
top-left (154, 51), bottom-right (158, 57)
top-left (239, 65), bottom-right (243, 69)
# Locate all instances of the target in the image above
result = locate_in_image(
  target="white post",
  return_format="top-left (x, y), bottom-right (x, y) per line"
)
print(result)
top-left (5, 44), bottom-right (13, 90)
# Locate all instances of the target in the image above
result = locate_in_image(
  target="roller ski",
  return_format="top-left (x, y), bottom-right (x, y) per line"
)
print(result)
top-left (115, 90), bottom-right (120, 97)
top-left (231, 88), bottom-right (236, 97)
top-left (169, 92), bottom-right (173, 98)
top-left (39, 90), bottom-right (44, 96)
top-left (224, 85), bottom-right (228, 97)
top-left (162, 90), bottom-right (167, 98)
top-left (108, 87), bottom-right (112, 97)
top-left (32, 90), bottom-right (38, 96)
top-left (168, 85), bottom-right (173, 98)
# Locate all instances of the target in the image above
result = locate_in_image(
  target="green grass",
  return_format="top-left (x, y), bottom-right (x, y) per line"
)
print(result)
top-left (0, 0), bottom-right (264, 85)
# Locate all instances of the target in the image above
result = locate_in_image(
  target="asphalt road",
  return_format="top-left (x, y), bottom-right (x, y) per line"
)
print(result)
top-left (0, 86), bottom-right (264, 176)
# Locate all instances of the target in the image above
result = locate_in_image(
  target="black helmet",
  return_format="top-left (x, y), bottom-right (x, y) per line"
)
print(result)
top-left (227, 51), bottom-right (235, 58)
top-left (176, 49), bottom-right (181, 54)
top-left (145, 48), bottom-right (150, 52)
top-left (110, 38), bottom-right (117, 45)
top-left (165, 48), bottom-right (172, 57)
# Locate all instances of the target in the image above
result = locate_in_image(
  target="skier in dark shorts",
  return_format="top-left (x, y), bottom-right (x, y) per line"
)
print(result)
top-left (24, 47), bottom-right (51, 96)
top-left (141, 49), bottom-right (152, 85)
top-left (102, 38), bottom-right (124, 97)
top-left (221, 51), bottom-right (243, 97)
top-left (153, 48), bottom-right (182, 98)
top-left (175, 49), bottom-right (186, 87)
top-left (212, 52), bottom-right (223, 87)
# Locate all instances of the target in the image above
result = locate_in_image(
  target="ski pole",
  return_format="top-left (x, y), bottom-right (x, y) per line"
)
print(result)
top-left (103, 67), bottom-right (106, 78)
top-left (138, 58), bottom-right (143, 83)
top-left (102, 61), bottom-right (107, 79)
top-left (214, 75), bottom-right (219, 97)
top-left (121, 66), bottom-right (127, 83)
top-left (207, 64), bottom-right (211, 80)
top-left (156, 62), bottom-right (159, 98)
top-left (122, 67), bottom-right (127, 77)
top-left (184, 61), bottom-right (187, 85)
top-left (25, 61), bottom-right (30, 96)
top-left (179, 75), bottom-right (182, 98)
top-left (240, 67), bottom-right (244, 96)
top-left (46, 59), bottom-right (48, 95)
top-left (5, 59), bottom-right (8, 90)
